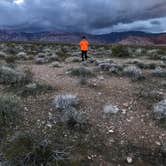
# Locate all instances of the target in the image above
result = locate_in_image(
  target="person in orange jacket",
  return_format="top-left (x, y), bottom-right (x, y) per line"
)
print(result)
top-left (79, 36), bottom-right (89, 61)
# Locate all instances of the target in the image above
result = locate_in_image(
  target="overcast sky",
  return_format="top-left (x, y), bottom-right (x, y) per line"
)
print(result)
top-left (0, 0), bottom-right (166, 34)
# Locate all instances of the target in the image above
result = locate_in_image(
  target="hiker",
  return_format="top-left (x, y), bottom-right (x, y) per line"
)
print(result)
top-left (79, 36), bottom-right (89, 61)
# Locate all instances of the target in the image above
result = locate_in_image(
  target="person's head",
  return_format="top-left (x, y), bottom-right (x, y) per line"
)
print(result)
top-left (82, 36), bottom-right (86, 39)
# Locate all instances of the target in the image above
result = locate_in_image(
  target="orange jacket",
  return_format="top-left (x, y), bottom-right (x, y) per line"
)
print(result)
top-left (79, 39), bottom-right (89, 51)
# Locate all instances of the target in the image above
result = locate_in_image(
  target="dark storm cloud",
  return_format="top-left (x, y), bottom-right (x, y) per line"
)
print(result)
top-left (0, 0), bottom-right (166, 33)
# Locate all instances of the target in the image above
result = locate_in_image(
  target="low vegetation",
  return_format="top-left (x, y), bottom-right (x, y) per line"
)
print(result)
top-left (68, 66), bottom-right (95, 77)
top-left (0, 41), bottom-right (166, 165)
top-left (111, 44), bottom-right (129, 57)
top-left (0, 65), bottom-right (32, 86)
top-left (2, 132), bottom-right (71, 165)
top-left (0, 95), bottom-right (22, 127)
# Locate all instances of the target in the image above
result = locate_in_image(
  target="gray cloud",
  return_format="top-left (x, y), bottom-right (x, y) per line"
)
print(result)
top-left (0, 0), bottom-right (166, 33)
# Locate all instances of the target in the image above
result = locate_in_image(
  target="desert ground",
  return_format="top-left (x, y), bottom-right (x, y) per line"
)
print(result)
top-left (0, 42), bottom-right (166, 166)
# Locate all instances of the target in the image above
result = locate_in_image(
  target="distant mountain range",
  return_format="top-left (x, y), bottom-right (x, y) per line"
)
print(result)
top-left (0, 29), bottom-right (166, 45)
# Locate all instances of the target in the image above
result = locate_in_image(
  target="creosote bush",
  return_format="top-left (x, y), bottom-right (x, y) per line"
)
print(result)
top-left (0, 95), bottom-right (22, 127)
top-left (112, 45), bottom-right (129, 57)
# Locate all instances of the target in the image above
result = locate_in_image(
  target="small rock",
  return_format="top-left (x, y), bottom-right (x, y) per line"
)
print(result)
top-left (108, 129), bottom-right (114, 133)
top-left (25, 83), bottom-right (37, 89)
top-left (98, 75), bottom-right (104, 80)
top-left (24, 107), bottom-right (29, 111)
top-left (122, 109), bottom-right (127, 114)
top-left (155, 141), bottom-right (161, 146)
top-left (103, 104), bottom-right (120, 115)
top-left (46, 123), bottom-right (52, 128)
top-left (99, 62), bottom-right (111, 71)
top-left (161, 55), bottom-right (166, 61)
top-left (126, 157), bottom-right (133, 164)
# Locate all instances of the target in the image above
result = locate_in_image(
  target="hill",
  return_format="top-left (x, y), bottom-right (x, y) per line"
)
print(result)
top-left (0, 29), bottom-right (166, 45)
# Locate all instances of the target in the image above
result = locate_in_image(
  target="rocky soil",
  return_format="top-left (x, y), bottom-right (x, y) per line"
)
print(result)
top-left (0, 42), bottom-right (166, 166)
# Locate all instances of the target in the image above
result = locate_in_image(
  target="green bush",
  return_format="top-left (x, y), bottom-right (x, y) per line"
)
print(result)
top-left (0, 95), bottom-right (22, 127)
top-left (112, 45), bottom-right (129, 57)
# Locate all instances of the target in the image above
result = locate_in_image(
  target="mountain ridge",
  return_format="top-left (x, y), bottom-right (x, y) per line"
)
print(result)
top-left (0, 29), bottom-right (166, 45)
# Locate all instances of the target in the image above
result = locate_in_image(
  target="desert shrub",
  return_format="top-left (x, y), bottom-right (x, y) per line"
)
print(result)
top-left (53, 94), bottom-right (79, 110)
top-left (6, 47), bottom-right (17, 55)
top-left (68, 67), bottom-right (94, 77)
top-left (65, 57), bottom-right (80, 63)
top-left (123, 65), bottom-right (143, 81)
top-left (0, 51), bottom-right (7, 59)
top-left (62, 107), bottom-right (88, 127)
top-left (153, 100), bottom-right (166, 127)
top-left (78, 75), bottom-right (88, 85)
top-left (35, 52), bottom-right (59, 64)
top-left (132, 61), bottom-right (156, 69)
top-left (156, 49), bottom-right (166, 55)
top-left (0, 65), bottom-right (32, 86)
top-left (16, 52), bottom-right (32, 60)
top-left (145, 63), bottom-right (157, 69)
top-left (112, 45), bottom-right (129, 57)
top-left (0, 95), bottom-right (22, 127)
top-left (36, 52), bottom-right (45, 58)
top-left (160, 55), bottom-right (166, 61)
top-left (16, 82), bottom-right (54, 97)
top-left (35, 57), bottom-right (48, 64)
top-left (24, 67), bottom-right (33, 82)
top-left (150, 54), bottom-right (162, 60)
top-left (3, 132), bottom-right (70, 165)
top-left (147, 49), bottom-right (162, 60)
top-left (49, 61), bottom-right (63, 68)
top-left (152, 67), bottom-right (166, 77)
top-left (56, 49), bottom-right (69, 61)
top-left (134, 48), bottom-right (145, 57)
top-left (5, 55), bottom-right (17, 64)
top-left (52, 94), bottom-right (88, 127)
top-left (139, 89), bottom-right (164, 102)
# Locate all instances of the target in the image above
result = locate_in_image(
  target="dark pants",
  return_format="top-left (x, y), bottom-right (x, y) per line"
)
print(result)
top-left (81, 51), bottom-right (88, 61)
